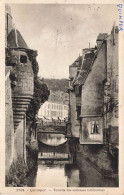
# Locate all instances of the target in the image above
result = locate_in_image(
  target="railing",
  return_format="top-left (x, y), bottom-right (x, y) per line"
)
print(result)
top-left (37, 121), bottom-right (66, 127)
top-left (38, 152), bottom-right (69, 159)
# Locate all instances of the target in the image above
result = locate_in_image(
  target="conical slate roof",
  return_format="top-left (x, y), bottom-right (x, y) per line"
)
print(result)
top-left (7, 28), bottom-right (29, 49)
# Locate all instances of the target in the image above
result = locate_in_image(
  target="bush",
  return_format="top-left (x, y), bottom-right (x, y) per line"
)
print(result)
top-left (6, 156), bottom-right (29, 187)
top-left (26, 77), bottom-right (50, 122)
top-left (26, 49), bottom-right (50, 125)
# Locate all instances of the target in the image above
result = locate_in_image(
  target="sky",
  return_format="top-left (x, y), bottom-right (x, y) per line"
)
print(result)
top-left (10, 3), bottom-right (118, 79)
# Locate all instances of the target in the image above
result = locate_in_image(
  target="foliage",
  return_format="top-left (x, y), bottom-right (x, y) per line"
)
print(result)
top-left (26, 78), bottom-right (50, 122)
top-left (26, 49), bottom-right (50, 123)
top-left (27, 49), bottom-right (39, 77)
top-left (26, 141), bottom-right (38, 171)
top-left (6, 156), bottom-right (29, 187)
top-left (44, 78), bottom-right (69, 92)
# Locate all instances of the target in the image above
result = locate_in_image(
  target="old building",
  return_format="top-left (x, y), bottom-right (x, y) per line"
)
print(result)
top-left (67, 25), bottom-right (118, 150)
top-left (103, 26), bottom-right (119, 159)
top-left (78, 39), bottom-right (107, 144)
top-left (67, 56), bottom-right (82, 138)
top-left (5, 4), bottom-right (37, 173)
top-left (38, 91), bottom-right (68, 121)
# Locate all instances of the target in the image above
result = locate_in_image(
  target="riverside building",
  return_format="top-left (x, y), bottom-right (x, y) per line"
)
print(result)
top-left (38, 91), bottom-right (68, 121)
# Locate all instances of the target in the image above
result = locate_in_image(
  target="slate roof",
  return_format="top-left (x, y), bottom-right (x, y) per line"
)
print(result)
top-left (7, 28), bottom-right (29, 49)
top-left (97, 33), bottom-right (108, 41)
top-left (71, 55), bottom-right (82, 67)
top-left (72, 48), bottom-right (97, 86)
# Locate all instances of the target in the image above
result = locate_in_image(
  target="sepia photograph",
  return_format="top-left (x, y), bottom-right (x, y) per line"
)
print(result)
top-left (2, 0), bottom-right (123, 192)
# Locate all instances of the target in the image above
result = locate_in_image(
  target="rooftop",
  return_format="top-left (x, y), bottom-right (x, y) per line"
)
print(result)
top-left (96, 33), bottom-right (108, 41)
top-left (71, 55), bottom-right (82, 67)
top-left (73, 48), bottom-right (97, 86)
top-left (7, 28), bottom-right (29, 49)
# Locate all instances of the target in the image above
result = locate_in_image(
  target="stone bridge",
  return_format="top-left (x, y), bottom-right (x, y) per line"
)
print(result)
top-left (37, 122), bottom-right (66, 135)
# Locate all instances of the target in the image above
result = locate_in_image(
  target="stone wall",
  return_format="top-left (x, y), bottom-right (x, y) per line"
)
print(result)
top-left (106, 26), bottom-right (118, 128)
top-left (12, 50), bottom-right (34, 96)
top-left (70, 91), bottom-right (80, 138)
top-left (81, 43), bottom-right (106, 116)
top-left (80, 43), bottom-right (106, 144)
top-left (5, 67), bottom-right (14, 173)
top-left (103, 26), bottom-right (119, 150)
top-left (5, 4), bottom-right (36, 178)
top-left (14, 117), bottom-right (26, 160)
top-left (5, 48), bottom-right (34, 172)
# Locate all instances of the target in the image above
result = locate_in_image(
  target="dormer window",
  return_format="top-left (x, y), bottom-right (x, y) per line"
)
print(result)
top-left (76, 61), bottom-right (79, 66)
top-left (20, 55), bottom-right (27, 63)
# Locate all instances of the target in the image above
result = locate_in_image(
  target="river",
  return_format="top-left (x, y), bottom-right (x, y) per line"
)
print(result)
top-left (28, 133), bottom-right (118, 187)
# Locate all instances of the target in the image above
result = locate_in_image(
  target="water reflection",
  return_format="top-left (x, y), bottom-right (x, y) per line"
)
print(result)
top-left (36, 165), bottom-right (67, 187)
top-left (28, 134), bottom-right (118, 187)
top-left (38, 133), bottom-right (67, 146)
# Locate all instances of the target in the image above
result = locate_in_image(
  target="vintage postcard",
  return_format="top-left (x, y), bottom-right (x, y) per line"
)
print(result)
top-left (0, 0), bottom-right (124, 194)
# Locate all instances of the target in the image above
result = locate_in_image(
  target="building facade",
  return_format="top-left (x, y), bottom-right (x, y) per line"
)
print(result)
top-left (103, 26), bottom-right (119, 156)
top-left (67, 25), bottom-right (119, 153)
top-left (5, 4), bottom-right (37, 173)
top-left (38, 91), bottom-right (68, 121)
top-left (68, 56), bottom-right (82, 137)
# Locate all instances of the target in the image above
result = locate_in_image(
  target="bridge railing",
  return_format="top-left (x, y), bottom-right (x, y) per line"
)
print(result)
top-left (38, 152), bottom-right (69, 159)
top-left (37, 121), bottom-right (66, 127)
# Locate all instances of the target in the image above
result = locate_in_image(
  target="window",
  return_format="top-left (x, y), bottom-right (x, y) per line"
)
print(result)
top-left (76, 106), bottom-right (81, 119)
top-left (48, 104), bottom-right (50, 109)
top-left (91, 121), bottom-right (99, 134)
top-left (51, 111), bottom-right (53, 116)
top-left (20, 55), bottom-right (27, 63)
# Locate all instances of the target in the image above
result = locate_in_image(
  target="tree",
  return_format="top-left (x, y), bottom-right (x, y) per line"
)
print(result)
top-left (26, 78), bottom-right (50, 122)
top-left (26, 50), bottom-right (50, 127)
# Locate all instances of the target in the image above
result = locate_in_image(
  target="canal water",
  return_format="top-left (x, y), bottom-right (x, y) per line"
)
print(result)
top-left (28, 133), bottom-right (118, 187)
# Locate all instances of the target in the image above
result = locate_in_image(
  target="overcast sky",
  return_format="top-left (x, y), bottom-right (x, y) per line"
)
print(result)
top-left (10, 4), bottom-right (118, 79)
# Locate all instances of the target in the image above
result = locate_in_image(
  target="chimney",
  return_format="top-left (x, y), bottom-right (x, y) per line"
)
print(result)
top-left (111, 22), bottom-right (119, 45)
top-left (82, 49), bottom-right (86, 62)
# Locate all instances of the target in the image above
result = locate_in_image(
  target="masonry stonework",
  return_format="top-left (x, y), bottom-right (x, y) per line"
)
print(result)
top-left (70, 91), bottom-right (80, 138)
top-left (5, 4), bottom-right (35, 173)
top-left (5, 67), bottom-right (14, 173)
top-left (12, 50), bottom-right (34, 96)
